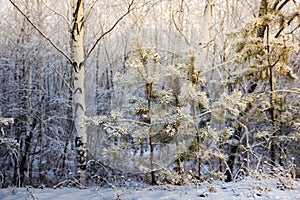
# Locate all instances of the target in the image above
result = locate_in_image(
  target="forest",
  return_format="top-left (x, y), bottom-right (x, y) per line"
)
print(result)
top-left (0, 0), bottom-right (299, 191)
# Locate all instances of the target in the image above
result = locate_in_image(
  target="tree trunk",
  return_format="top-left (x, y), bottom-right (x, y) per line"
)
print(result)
top-left (266, 24), bottom-right (277, 165)
top-left (71, 0), bottom-right (87, 185)
top-left (225, 126), bottom-right (241, 182)
top-left (192, 101), bottom-right (202, 179)
top-left (256, 0), bottom-right (268, 39)
top-left (20, 119), bottom-right (36, 186)
top-left (256, 0), bottom-right (277, 165)
top-left (38, 73), bottom-right (45, 184)
top-left (146, 82), bottom-right (156, 185)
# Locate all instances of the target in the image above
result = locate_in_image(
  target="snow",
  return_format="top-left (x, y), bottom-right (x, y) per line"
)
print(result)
top-left (1, 176), bottom-right (299, 200)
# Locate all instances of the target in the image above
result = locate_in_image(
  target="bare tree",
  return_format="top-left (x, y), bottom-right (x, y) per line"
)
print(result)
top-left (8, 0), bottom-right (135, 185)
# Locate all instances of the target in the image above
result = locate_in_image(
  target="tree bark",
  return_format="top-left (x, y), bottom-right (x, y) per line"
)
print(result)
top-left (256, 0), bottom-right (277, 165)
top-left (8, 0), bottom-right (134, 187)
top-left (146, 82), bottom-right (156, 185)
top-left (71, 0), bottom-right (87, 185)
top-left (266, 24), bottom-right (277, 166)
top-left (257, 0), bottom-right (268, 39)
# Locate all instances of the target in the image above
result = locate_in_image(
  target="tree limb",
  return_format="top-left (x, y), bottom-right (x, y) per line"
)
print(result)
top-left (275, 11), bottom-right (299, 38)
top-left (278, 0), bottom-right (291, 10)
top-left (8, 0), bottom-right (74, 64)
top-left (271, 89), bottom-right (300, 94)
top-left (84, 0), bottom-right (135, 62)
top-left (45, 4), bottom-right (71, 30)
top-left (171, 10), bottom-right (190, 46)
top-left (85, 0), bottom-right (100, 23)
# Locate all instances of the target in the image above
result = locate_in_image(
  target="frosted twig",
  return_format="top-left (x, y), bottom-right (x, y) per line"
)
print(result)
top-left (85, 0), bottom-right (135, 61)
top-left (53, 179), bottom-right (87, 189)
top-left (8, 0), bottom-right (73, 65)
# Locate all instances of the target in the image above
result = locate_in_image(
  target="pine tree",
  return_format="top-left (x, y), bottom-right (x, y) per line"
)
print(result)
top-left (230, 0), bottom-right (299, 172)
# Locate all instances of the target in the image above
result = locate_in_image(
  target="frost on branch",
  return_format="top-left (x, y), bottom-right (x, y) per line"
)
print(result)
top-left (0, 117), bottom-right (14, 126)
top-left (212, 90), bottom-right (247, 123)
top-left (179, 82), bottom-right (208, 109)
top-left (0, 117), bottom-right (17, 152)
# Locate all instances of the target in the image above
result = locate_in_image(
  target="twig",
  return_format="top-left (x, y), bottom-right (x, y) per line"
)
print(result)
top-left (99, 175), bottom-right (122, 199)
top-left (236, 120), bottom-right (250, 171)
top-left (171, 10), bottom-right (190, 46)
top-left (45, 4), bottom-right (71, 29)
top-left (51, 66), bottom-right (73, 92)
top-left (278, 0), bottom-right (291, 10)
top-left (271, 89), bottom-right (300, 94)
top-left (275, 11), bottom-right (299, 38)
top-left (85, 0), bottom-right (135, 62)
top-left (53, 179), bottom-right (87, 189)
top-left (84, 0), bottom-right (100, 23)
top-left (8, 0), bottom-right (74, 65)
top-left (196, 110), bottom-right (211, 118)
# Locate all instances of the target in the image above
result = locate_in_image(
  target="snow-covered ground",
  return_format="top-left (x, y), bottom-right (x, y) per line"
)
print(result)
top-left (1, 176), bottom-right (299, 200)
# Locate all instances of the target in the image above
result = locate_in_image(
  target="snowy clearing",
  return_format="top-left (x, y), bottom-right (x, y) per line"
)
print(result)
top-left (1, 176), bottom-right (299, 200)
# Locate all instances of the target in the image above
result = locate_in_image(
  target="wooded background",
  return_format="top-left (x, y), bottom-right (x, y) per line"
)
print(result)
top-left (0, 0), bottom-right (299, 187)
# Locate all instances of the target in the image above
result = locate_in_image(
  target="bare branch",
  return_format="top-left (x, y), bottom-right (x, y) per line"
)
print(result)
top-left (272, 0), bottom-right (290, 10)
top-left (84, 0), bottom-right (135, 62)
top-left (271, 89), bottom-right (300, 94)
top-left (171, 11), bottom-right (190, 46)
top-left (196, 110), bottom-right (211, 118)
top-left (289, 24), bottom-right (300, 34)
top-left (278, 0), bottom-right (291, 10)
top-left (45, 4), bottom-right (71, 30)
top-left (171, 0), bottom-right (190, 46)
top-left (51, 65), bottom-right (74, 92)
top-left (8, 0), bottom-right (73, 64)
top-left (85, 0), bottom-right (100, 22)
top-left (275, 11), bottom-right (299, 38)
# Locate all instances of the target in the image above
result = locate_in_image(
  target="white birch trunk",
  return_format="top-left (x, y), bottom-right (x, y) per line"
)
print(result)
top-left (71, 0), bottom-right (87, 185)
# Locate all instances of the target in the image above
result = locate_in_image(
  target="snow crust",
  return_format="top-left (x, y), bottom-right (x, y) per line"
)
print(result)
top-left (1, 176), bottom-right (299, 200)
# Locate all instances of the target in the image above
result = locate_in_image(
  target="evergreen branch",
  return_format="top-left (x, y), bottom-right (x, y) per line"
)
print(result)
top-left (257, 0), bottom-right (268, 39)
top-left (203, 60), bottom-right (234, 74)
top-left (8, 0), bottom-right (74, 65)
top-left (84, 0), bottom-right (135, 62)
